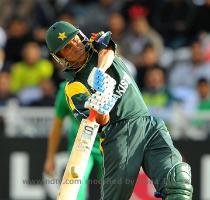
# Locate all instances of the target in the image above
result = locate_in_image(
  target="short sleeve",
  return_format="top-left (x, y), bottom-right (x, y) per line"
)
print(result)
top-left (55, 82), bottom-right (69, 119)
top-left (65, 81), bottom-right (91, 119)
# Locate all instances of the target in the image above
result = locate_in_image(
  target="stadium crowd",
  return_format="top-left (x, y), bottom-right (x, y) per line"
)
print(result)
top-left (0, 0), bottom-right (210, 114)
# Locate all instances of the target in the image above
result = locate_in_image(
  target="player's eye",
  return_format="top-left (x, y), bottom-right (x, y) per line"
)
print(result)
top-left (65, 44), bottom-right (72, 49)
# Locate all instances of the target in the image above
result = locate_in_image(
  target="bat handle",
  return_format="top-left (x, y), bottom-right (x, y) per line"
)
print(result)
top-left (88, 110), bottom-right (97, 122)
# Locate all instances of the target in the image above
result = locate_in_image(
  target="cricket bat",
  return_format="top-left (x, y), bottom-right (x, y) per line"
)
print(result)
top-left (57, 110), bottom-right (99, 200)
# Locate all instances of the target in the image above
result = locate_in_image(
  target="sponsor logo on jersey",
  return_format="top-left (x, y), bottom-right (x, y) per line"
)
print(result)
top-left (113, 74), bottom-right (131, 100)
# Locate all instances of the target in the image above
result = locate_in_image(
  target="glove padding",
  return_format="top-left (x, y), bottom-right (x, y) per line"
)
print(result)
top-left (85, 91), bottom-right (117, 115)
top-left (87, 67), bottom-right (116, 93)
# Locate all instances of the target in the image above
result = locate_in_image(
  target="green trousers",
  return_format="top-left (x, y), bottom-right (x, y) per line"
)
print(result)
top-left (100, 116), bottom-right (182, 200)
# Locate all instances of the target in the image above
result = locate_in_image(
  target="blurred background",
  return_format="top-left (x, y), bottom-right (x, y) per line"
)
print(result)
top-left (0, 0), bottom-right (210, 199)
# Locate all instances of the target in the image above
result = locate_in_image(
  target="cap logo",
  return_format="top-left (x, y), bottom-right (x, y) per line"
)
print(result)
top-left (58, 32), bottom-right (67, 41)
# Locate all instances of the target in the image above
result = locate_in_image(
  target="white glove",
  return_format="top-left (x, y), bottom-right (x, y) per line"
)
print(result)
top-left (87, 67), bottom-right (116, 93)
top-left (84, 91), bottom-right (117, 115)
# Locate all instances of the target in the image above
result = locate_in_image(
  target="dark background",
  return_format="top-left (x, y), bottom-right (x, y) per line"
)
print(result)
top-left (0, 137), bottom-right (209, 200)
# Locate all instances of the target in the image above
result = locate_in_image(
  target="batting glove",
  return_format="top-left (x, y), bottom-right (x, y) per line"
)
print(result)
top-left (87, 67), bottom-right (116, 93)
top-left (84, 91), bottom-right (117, 115)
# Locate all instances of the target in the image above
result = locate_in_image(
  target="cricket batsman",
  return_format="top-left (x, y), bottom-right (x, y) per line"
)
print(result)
top-left (45, 21), bottom-right (193, 200)
top-left (44, 81), bottom-right (103, 199)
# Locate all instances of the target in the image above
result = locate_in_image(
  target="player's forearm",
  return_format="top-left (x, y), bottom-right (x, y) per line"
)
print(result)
top-left (97, 48), bottom-right (114, 71)
top-left (46, 118), bottom-right (63, 159)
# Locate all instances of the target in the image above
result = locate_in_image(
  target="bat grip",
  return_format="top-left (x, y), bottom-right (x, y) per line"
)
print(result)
top-left (88, 110), bottom-right (97, 122)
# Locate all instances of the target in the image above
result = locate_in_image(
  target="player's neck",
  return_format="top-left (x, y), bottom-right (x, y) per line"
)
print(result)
top-left (74, 52), bottom-right (89, 73)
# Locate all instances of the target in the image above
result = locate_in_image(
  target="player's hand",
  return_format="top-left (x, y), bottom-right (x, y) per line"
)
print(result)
top-left (44, 157), bottom-right (55, 177)
top-left (87, 67), bottom-right (116, 93)
top-left (85, 91), bottom-right (117, 115)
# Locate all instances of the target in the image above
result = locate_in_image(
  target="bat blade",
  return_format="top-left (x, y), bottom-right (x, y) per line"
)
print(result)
top-left (57, 114), bottom-right (99, 200)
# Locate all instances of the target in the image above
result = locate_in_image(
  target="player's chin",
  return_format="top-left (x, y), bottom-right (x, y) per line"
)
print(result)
top-left (77, 49), bottom-right (85, 57)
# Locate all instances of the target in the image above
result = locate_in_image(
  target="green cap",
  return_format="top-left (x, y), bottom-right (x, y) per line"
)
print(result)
top-left (45, 21), bottom-right (79, 53)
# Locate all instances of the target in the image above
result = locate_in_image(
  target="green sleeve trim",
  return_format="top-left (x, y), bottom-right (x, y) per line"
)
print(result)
top-left (71, 94), bottom-right (90, 119)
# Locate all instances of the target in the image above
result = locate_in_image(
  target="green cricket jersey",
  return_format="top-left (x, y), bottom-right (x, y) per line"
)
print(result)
top-left (55, 82), bottom-right (101, 153)
top-left (62, 33), bottom-right (191, 200)
top-left (64, 33), bottom-right (149, 124)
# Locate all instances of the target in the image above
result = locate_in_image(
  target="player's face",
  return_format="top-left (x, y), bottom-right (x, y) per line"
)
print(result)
top-left (59, 35), bottom-right (86, 64)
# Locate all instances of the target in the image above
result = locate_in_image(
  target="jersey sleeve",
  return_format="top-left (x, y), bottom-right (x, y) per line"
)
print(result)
top-left (65, 81), bottom-right (91, 120)
top-left (55, 82), bottom-right (69, 120)
top-left (92, 31), bottom-right (117, 53)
